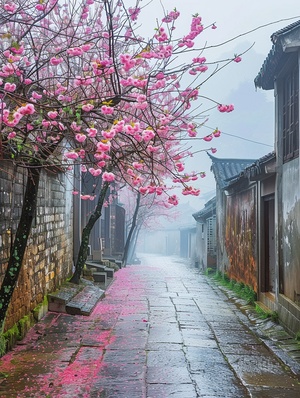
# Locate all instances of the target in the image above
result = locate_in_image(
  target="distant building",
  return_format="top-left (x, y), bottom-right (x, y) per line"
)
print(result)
top-left (192, 197), bottom-right (217, 271)
top-left (138, 202), bottom-right (196, 257)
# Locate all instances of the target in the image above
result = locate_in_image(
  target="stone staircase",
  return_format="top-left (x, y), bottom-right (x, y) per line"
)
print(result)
top-left (47, 260), bottom-right (119, 316)
top-left (47, 280), bottom-right (105, 316)
top-left (85, 261), bottom-right (117, 285)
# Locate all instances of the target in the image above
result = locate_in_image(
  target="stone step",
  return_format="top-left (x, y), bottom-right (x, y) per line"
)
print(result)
top-left (104, 267), bottom-right (114, 278)
top-left (47, 283), bottom-right (83, 313)
top-left (93, 272), bottom-right (107, 283)
top-left (86, 262), bottom-right (107, 272)
top-left (115, 260), bottom-right (123, 269)
top-left (86, 262), bottom-right (114, 278)
top-left (66, 285), bottom-right (105, 316)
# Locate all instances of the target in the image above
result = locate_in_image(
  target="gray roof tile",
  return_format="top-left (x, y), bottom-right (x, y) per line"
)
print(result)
top-left (208, 154), bottom-right (256, 189)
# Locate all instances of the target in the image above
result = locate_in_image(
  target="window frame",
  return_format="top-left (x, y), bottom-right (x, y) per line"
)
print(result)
top-left (281, 58), bottom-right (299, 162)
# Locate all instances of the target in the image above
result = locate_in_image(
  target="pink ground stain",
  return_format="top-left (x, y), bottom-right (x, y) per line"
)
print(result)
top-left (0, 265), bottom-right (151, 397)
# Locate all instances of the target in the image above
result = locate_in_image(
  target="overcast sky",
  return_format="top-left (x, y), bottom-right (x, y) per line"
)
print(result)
top-left (131, 0), bottom-right (300, 209)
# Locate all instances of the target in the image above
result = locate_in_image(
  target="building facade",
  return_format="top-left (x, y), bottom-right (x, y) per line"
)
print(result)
top-left (208, 21), bottom-right (300, 334)
top-left (255, 21), bottom-right (300, 334)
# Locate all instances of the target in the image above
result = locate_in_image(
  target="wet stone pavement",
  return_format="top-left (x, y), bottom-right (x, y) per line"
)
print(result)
top-left (1, 255), bottom-right (300, 398)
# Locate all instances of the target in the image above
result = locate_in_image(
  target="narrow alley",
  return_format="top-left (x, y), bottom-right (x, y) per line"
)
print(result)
top-left (0, 255), bottom-right (299, 397)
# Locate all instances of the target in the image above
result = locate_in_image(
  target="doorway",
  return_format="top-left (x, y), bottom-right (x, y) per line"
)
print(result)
top-left (263, 196), bottom-right (275, 293)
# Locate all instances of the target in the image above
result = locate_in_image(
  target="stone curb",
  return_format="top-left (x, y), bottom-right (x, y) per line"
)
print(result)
top-left (205, 275), bottom-right (300, 375)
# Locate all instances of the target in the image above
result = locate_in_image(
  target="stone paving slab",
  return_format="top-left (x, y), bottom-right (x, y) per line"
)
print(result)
top-left (66, 285), bottom-right (105, 315)
top-left (48, 283), bottom-right (83, 312)
top-left (1, 255), bottom-right (300, 398)
top-left (147, 383), bottom-right (197, 398)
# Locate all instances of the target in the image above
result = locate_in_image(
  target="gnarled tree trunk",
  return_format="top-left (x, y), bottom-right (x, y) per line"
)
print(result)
top-left (0, 167), bottom-right (41, 335)
top-left (70, 181), bottom-right (109, 284)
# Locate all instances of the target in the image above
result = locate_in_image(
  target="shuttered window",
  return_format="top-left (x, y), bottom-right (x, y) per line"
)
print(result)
top-left (282, 63), bottom-right (299, 162)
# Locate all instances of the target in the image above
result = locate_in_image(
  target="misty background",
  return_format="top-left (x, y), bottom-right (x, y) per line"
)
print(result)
top-left (127, 0), bottom-right (299, 232)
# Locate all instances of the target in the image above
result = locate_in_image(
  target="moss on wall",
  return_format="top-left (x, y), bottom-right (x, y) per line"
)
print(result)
top-left (0, 297), bottom-right (48, 356)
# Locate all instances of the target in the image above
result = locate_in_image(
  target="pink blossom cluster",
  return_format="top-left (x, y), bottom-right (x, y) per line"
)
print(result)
top-left (119, 54), bottom-right (137, 71)
top-left (102, 172), bottom-right (115, 182)
top-left (180, 88), bottom-right (199, 103)
top-left (187, 124), bottom-right (197, 137)
top-left (120, 76), bottom-right (147, 89)
top-left (91, 58), bottom-right (114, 75)
top-left (50, 57), bottom-right (63, 66)
top-left (168, 194), bottom-right (179, 205)
top-left (74, 76), bottom-right (93, 87)
top-left (173, 174), bottom-right (198, 183)
top-left (128, 7), bottom-right (140, 21)
top-left (0, 62), bottom-right (19, 78)
top-left (136, 45), bottom-right (173, 59)
top-left (155, 27), bottom-right (168, 43)
top-left (176, 162), bottom-right (185, 172)
top-left (189, 65), bottom-right (208, 76)
top-left (203, 129), bottom-right (221, 142)
top-left (178, 16), bottom-right (203, 48)
top-left (66, 43), bottom-right (93, 58)
top-left (80, 194), bottom-right (95, 201)
top-left (139, 185), bottom-right (165, 195)
top-left (217, 104), bottom-right (234, 113)
top-left (182, 186), bottom-right (200, 196)
top-left (101, 105), bottom-right (114, 115)
top-left (4, 3), bottom-right (17, 13)
top-left (0, 102), bottom-right (35, 128)
top-left (162, 9), bottom-right (180, 23)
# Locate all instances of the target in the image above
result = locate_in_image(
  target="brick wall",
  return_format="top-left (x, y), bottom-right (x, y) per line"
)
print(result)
top-left (0, 161), bottom-right (73, 331)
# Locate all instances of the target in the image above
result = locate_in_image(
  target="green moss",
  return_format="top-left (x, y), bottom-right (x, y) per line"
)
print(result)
top-left (18, 315), bottom-right (31, 336)
top-left (255, 304), bottom-right (278, 322)
top-left (1, 305), bottom-right (43, 356)
top-left (209, 270), bottom-right (257, 305)
top-left (205, 267), bottom-right (215, 276)
top-left (33, 296), bottom-right (48, 321)
top-left (2, 323), bottom-right (21, 353)
top-left (0, 335), bottom-right (6, 357)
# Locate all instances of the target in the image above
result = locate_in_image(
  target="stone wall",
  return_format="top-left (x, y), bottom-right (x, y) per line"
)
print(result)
top-left (0, 161), bottom-right (73, 331)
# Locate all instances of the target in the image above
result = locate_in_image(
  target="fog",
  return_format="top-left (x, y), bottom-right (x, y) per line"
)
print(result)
top-left (124, 0), bottom-right (299, 233)
top-left (139, 1), bottom-right (298, 205)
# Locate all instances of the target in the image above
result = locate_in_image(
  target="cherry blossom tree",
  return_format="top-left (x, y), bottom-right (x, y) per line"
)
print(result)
top-left (121, 187), bottom-right (183, 265)
top-left (0, 0), bottom-right (241, 330)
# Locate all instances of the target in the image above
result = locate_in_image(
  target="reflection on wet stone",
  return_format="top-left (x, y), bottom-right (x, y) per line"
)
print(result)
top-left (0, 255), bottom-right (300, 398)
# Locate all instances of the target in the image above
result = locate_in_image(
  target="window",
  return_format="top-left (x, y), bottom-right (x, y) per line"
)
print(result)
top-left (207, 215), bottom-right (216, 255)
top-left (282, 62), bottom-right (299, 161)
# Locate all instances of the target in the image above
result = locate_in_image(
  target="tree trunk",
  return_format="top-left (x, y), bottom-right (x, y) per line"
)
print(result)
top-left (0, 167), bottom-right (41, 334)
top-left (70, 181), bottom-right (109, 284)
top-left (128, 223), bottom-right (142, 264)
top-left (123, 192), bottom-right (141, 265)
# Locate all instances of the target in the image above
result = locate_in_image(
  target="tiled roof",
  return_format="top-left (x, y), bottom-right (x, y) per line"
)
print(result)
top-left (246, 151), bottom-right (276, 180)
top-left (254, 20), bottom-right (300, 90)
top-left (271, 20), bottom-right (300, 42)
top-left (225, 151), bottom-right (276, 188)
top-left (192, 197), bottom-right (216, 222)
top-left (208, 154), bottom-right (256, 189)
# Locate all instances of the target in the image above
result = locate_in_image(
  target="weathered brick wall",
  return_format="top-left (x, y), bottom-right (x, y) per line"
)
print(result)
top-left (0, 161), bottom-right (73, 331)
